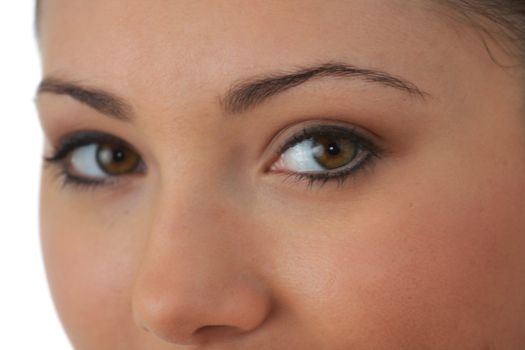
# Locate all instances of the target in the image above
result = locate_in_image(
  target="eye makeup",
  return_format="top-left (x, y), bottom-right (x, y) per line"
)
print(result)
top-left (271, 123), bottom-right (383, 188)
top-left (44, 130), bottom-right (145, 190)
top-left (43, 120), bottom-right (384, 192)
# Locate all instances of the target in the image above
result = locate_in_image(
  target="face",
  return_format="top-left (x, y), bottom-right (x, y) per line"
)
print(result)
top-left (37, 0), bottom-right (525, 349)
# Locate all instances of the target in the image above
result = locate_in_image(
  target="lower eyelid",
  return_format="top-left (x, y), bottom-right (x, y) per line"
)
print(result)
top-left (273, 147), bottom-right (378, 189)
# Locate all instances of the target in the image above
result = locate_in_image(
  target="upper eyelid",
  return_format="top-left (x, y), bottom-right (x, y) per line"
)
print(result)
top-left (46, 131), bottom-right (138, 162)
top-left (278, 124), bottom-right (380, 156)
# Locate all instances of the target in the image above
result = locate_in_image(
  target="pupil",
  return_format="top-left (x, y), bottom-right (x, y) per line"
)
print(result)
top-left (327, 142), bottom-right (340, 156)
top-left (113, 149), bottom-right (126, 162)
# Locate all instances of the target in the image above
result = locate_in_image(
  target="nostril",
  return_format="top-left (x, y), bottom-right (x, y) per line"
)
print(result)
top-left (193, 325), bottom-right (245, 343)
top-left (196, 324), bottom-right (241, 335)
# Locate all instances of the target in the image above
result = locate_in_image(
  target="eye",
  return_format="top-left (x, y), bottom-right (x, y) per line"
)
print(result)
top-left (45, 131), bottom-right (144, 188)
top-left (270, 124), bottom-right (381, 187)
top-left (69, 143), bottom-right (141, 178)
top-left (273, 135), bottom-right (363, 172)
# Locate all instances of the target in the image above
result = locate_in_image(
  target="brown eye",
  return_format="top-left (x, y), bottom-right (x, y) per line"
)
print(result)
top-left (67, 142), bottom-right (142, 180)
top-left (312, 136), bottom-right (358, 170)
top-left (272, 125), bottom-right (377, 178)
top-left (96, 143), bottom-right (141, 175)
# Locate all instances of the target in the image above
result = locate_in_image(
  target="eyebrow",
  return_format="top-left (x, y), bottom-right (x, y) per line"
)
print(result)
top-left (37, 62), bottom-right (428, 121)
top-left (37, 78), bottom-right (134, 121)
top-left (222, 62), bottom-right (429, 113)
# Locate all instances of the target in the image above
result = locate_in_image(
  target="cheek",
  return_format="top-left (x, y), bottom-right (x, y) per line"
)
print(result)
top-left (265, 146), bottom-right (525, 348)
top-left (365, 193), bottom-right (521, 345)
top-left (39, 180), bottom-right (145, 349)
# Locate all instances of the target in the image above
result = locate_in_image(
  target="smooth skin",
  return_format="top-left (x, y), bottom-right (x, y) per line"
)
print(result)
top-left (37, 0), bottom-right (525, 349)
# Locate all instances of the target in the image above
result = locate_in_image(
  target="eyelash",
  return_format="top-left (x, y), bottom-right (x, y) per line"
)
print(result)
top-left (44, 131), bottom-right (140, 190)
top-left (275, 125), bottom-right (382, 188)
top-left (44, 124), bottom-right (382, 191)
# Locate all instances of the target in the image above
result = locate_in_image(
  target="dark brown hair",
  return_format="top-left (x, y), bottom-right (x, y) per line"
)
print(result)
top-left (443, 1), bottom-right (525, 64)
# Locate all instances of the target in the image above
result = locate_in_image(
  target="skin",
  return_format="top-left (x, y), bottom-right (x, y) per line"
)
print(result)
top-left (36, 0), bottom-right (525, 349)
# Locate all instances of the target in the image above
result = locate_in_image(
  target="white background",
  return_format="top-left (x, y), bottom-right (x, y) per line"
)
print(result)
top-left (0, 2), bottom-right (72, 349)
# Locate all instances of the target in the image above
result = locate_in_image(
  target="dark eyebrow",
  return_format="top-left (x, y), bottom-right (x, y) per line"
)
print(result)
top-left (222, 62), bottom-right (429, 114)
top-left (37, 62), bottom-right (428, 121)
top-left (37, 78), bottom-right (134, 122)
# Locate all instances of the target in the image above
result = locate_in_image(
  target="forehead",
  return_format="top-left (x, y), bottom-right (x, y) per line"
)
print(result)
top-left (37, 0), bottom-right (495, 111)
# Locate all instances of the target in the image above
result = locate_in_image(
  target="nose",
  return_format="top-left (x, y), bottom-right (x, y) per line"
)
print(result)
top-left (131, 192), bottom-right (272, 346)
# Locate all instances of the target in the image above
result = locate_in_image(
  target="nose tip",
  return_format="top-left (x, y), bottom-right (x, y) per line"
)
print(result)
top-left (132, 274), bottom-right (272, 345)
top-left (131, 189), bottom-right (273, 346)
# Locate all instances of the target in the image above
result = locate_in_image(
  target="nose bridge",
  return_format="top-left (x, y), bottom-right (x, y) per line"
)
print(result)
top-left (139, 190), bottom-right (239, 291)
top-left (131, 182), bottom-right (271, 345)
